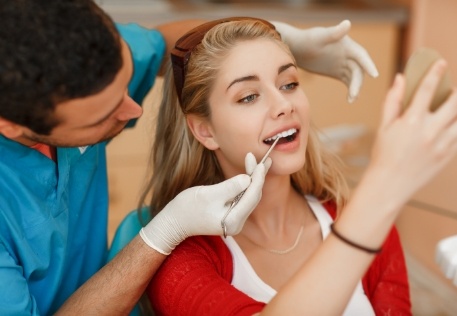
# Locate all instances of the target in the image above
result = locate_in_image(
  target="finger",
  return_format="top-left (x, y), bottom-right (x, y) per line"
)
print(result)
top-left (324, 20), bottom-right (351, 43)
top-left (336, 66), bottom-right (351, 89)
top-left (347, 59), bottom-right (363, 103)
top-left (406, 59), bottom-right (448, 117)
top-left (308, 20), bottom-right (351, 47)
top-left (433, 89), bottom-right (457, 129)
top-left (263, 157), bottom-right (272, 174)
top-left (206, 174), bottom-right (251, 202)
top-left (435, 101), bottom-right (457, 151)
top-left (245, 152), bottom-right (258, 175)
top-left (232, 163), bottom-right (266, 214)
top-left (345, 38), bottom-right (379, 78)
top-left (380, 74), bottom-right (404, 129)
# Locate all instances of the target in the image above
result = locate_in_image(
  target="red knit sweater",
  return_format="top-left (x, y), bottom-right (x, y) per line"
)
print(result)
top-left (148, 202), bottom-right (411, 315)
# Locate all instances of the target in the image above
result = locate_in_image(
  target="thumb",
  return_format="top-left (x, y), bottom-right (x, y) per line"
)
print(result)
top-left (347, 59), bottom-right (363, 103)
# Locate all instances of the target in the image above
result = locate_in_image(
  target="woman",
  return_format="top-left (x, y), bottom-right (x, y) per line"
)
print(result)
top-left (140, 17), bottom-right (457, 315)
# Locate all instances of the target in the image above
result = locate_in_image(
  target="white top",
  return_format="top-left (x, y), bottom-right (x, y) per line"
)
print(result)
top-left (222, 195), bottom-right (375, 316)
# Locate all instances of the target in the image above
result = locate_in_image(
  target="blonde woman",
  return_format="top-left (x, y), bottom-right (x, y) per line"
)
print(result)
top-left (141, 17), bottom-right (457, 315)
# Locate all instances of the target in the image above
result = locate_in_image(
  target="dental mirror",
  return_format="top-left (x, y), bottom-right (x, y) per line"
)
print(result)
top-left (402, 47), bottom-right (453, 113)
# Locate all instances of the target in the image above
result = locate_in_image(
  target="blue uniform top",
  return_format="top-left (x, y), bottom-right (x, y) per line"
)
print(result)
top-left (0, 23), bottom-right (165, 315)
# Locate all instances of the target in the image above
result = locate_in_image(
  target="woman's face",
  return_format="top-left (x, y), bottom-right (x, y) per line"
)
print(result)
top-left (200, 38), bottom-right (310, 178)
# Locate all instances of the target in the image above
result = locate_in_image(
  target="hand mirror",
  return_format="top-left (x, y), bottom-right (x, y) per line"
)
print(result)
top-left (402, 47), bottom-right (452, 113)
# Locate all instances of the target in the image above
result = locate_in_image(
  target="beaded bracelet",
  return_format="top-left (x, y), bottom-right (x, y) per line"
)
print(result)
top-left (330, 223), bottom-right (382, 254)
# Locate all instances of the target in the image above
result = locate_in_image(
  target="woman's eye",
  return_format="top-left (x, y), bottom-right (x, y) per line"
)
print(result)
top-left (281, 82), bottom-right (299, 91)
top-left (238, 94), bottom-right (258, 104)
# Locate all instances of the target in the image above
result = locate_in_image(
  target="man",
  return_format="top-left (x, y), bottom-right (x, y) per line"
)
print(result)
top-left (0, 0), bottom-right (377, 314)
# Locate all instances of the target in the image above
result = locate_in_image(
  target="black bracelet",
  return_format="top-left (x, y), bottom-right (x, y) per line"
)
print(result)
top-left (330, 223), bottom-right (382, 254)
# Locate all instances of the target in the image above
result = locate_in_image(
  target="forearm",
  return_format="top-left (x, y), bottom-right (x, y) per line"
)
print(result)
top-left (56, 236), bottom-right (165, 315)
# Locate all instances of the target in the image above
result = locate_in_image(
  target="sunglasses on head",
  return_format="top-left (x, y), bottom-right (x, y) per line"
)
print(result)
top-left (170, 17), bottom-right (277, 105)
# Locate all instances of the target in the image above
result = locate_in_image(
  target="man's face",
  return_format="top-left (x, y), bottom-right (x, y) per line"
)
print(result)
top-left (19, 39), bottom-right (142, 147)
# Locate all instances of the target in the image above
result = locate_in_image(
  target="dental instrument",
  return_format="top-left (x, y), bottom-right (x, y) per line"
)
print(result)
top-left (221, 137), bottom-right (280, 238)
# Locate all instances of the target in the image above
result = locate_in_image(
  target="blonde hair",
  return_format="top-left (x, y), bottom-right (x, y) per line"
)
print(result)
top-left (138, 19), bottom-right (348, 217)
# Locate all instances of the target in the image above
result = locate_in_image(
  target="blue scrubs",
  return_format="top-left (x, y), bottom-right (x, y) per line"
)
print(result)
top-left (0, 23), bottom-right (165, 315)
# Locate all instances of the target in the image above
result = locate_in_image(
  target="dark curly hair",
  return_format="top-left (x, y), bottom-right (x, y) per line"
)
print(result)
top-left (0, 0), bottom-right (123, 134)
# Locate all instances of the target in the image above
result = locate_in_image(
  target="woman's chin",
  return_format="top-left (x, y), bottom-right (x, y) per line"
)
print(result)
top-left (269, 160), bottom-right (305, 176)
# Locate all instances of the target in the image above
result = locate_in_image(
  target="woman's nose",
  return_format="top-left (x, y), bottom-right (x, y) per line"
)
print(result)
top-left (269, 90), bottom-right (294, 118)
top-left (115, 95), bottom-right (143, 122)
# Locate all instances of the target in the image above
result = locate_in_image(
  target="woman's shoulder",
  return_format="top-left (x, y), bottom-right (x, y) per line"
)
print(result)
top-left (178, 235), bottom-right (229, 253)
top-left (165, 235), bottom-right (234, 275)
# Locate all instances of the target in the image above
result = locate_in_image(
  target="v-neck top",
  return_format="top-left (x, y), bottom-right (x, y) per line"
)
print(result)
top-left (223, 195), bottom-right (375, 316)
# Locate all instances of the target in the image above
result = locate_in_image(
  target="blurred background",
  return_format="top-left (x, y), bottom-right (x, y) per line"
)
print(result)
top-left (99, 1), bottom-right (457, 314)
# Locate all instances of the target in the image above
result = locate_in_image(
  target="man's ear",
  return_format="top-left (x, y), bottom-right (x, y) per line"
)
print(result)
top-left (0, 117), bottom-right (24, 139)
top-left (186, 115), bottom-right (219, 150)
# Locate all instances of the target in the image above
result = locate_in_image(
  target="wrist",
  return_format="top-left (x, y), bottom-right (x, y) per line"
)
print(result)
top-left (139, 228), bottom-right (171, 255)
top-left (336, 168), bottom-right (402, 250)
top-left (330, 223), bottom-right (382, 254)
top-left (140, 213), bottom-right (188, 255)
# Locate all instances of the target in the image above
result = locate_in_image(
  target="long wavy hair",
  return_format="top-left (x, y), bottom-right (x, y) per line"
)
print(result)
top-left (138, 19), bottom-right (349, 218)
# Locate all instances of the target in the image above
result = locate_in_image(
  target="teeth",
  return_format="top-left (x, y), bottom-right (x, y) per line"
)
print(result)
top-left (265, 128), bottom-right (297, 142)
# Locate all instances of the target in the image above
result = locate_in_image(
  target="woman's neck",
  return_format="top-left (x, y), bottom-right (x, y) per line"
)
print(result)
top-left (245, 174), bottom-right (308, 235)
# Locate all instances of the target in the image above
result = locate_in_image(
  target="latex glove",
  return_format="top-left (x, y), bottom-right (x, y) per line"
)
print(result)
top-left (139, 153), bottom-right (272, 255)
top-left (436, 235), bottom-right (457, 286)
top-left (272, 20), bottom-right (379, 103)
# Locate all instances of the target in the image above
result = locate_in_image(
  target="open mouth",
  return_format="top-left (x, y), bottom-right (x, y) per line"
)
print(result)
top-left (263, 128), bottom-right (298, 145)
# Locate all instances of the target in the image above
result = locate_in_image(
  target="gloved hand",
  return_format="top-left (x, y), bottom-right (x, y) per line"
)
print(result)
top-left (139, 153), bottom-right (272, 255)
top-left (272, 20), bottom-right (379, 103)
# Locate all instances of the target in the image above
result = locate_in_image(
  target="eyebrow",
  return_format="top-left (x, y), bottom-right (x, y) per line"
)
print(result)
top-left (226, 62), bottom-right (297, 91)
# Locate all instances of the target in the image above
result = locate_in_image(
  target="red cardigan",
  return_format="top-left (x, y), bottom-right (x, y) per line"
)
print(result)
top-left (148, 202), bottom-right (411, 316)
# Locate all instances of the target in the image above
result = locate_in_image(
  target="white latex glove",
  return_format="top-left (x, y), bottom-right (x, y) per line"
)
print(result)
top-left (272, 20), bottom-right (379, 103)
top-left (436, 235), bottom-right (457, 286)
top-left (140, 153), bottom-right (272, 255)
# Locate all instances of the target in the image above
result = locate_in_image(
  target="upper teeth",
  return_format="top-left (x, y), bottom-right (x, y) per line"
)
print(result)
top-left (265, 128), bottom-right (297, 142)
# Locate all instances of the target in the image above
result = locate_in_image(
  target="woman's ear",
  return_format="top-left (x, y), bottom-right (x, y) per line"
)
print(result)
top-left (0, 117), bottom-right (24, 139)
top-left (186, 115), bottom-right (219, 150)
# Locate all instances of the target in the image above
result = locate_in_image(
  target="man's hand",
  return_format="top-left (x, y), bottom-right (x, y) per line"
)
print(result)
top-left (272, 20), bottom-right (379, 103)
top-left (139, 153), bottom-right (272, 255)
